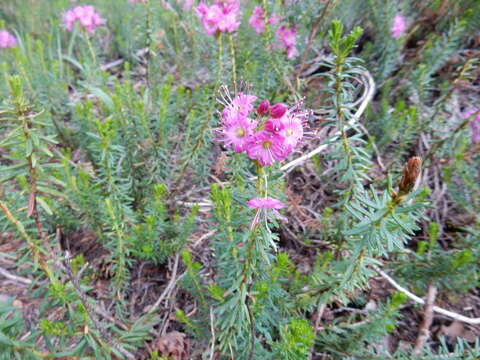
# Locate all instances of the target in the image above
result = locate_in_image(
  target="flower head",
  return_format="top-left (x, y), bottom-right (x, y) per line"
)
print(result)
top-left (216, 88), bottom-right (309, 167)
top-left (247, 196), bottom-right (286, 229)
top-left (279, 114), bottom-right (303, 150)
top-left (222, 92), bottom-right (257, 123)
top-left (246, 131), bottom-right (288, 166)
top-left (196, 0), bottom-right (241, 35)
top-left (179, 0), bottom-right (194, 10)
top-left (248, 6), bottom-right (266, 33)
top-left (275, 25), bottom-right (298, 59)
top-left (217, 115), bottom-right (257, 153)
top-left (391, 14), bottom-right (407, 39)
top-left (0, 30), bottom-right (16, 48)
top-left (247, 197), bottom-right (285, 210)
top-left (63, 5), bottom-right (105, 33)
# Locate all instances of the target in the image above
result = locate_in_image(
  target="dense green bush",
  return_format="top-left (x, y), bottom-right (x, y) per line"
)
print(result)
top-left (0, 0), bottom-right (478, 359)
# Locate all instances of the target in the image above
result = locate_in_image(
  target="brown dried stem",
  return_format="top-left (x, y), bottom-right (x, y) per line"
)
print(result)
top-left (413, 283), bottom-right (437, 355)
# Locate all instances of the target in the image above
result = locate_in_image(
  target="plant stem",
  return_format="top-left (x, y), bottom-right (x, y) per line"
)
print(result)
top-left (84, 32), bottom-right (97, 68)
top-left (0, 199), bottom-right (55, 283)
top-left (228, 34), bottom-right (237, 93)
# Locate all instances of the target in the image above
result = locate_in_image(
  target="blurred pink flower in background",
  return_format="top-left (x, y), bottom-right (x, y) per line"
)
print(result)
top-left (249, 6), bottom-right (267, 33)
top-left (391, 14), bottom-right (407, 39)
top-left (180, 0), bottom-right (194, 11)
top-left (275, 25), bottom-right (298, 59)
top-left (463, 109), bottom-right (480, 143)
top-left (129, 0), bottom-right (147, 3)
top-left (248, 6), bottom-right (281, 34)
top-left (63, 5), bottom-right (105, 33)
top-left (0, 30), bottom-right (17, 48)
top-left (195, 0), bottom-right (241, 35)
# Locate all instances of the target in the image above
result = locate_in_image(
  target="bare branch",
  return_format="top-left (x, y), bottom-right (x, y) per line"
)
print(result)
top-left (414, 283), bottom-right (437, 354)
top-left (374, 266), bottom-right (480, 325)
top-left (0, 266), bottom-right (32, 285)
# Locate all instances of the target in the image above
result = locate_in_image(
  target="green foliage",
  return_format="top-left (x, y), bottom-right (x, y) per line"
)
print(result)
top-left (0, 0), bottom-right (478, 359)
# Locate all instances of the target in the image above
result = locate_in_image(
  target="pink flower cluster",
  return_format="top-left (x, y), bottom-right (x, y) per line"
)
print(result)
top-left (248, 6), bottom-right (279, 34)
top-left (63, 5), bottom-right (106, 33)
top-left (247, 6), bottom-right (297, 59)
top-left (0, 30), bottom-right (16, 49)
top-left (391, 14), bottom-right (407, 39)
top-left (216, 91), bottom-right (308, 167)
top-left (463, 109), bottom-right (480, 143)
top-left (275, 25), bottom-right (297, 59)
top-left (195, 0), bottom-right (241, 35)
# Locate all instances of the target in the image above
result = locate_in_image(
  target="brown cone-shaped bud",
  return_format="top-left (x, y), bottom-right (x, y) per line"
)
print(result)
top-left (398, 156), bottom-right (422, 195)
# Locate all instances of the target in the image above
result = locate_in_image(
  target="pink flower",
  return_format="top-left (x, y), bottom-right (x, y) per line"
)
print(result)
top-left (247, 196), bottom-right (286, 229)
top-left (268, 14), bottom-right (281, 25)
top-left (180, 0), bottom-right (194, 11)
top-left (223, 92), bottom-right (257, 122)
top-left (63, 5), bottom-right (105, 33)
top-left (463, 109), bottom-right (480, 143)
top-left (195, 0), bottom-right (241, 36)
top-left (129, 0), bottom-right (147, 3)
top-left (391, 14), bottom-right (407, 39)
top-left (279, 115), bottom-right (303, 150)
top-left (246, 131), bottom-right (288, 166)
top-left (216, 87), bottom-right (309, 165)
top-left (276, 25), bottom-right (298, 59)
top-left (249, 6), bottom-right (266, 33)
top-left (217, 115), bottom-right (257, 153)
top-left (0, 30), bottom-right (16, 48)
top-left (247, 197), bottom-right (285, 210)
top-left (264, 117), bottom-right (284, 133)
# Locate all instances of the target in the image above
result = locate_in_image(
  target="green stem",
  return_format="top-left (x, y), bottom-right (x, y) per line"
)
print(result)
top-left (215, 33), bottom-right (223, 89)
top-left (0, 199), bottom-right (55, 283)
top-left (84, 32), bottom-right (97, 67)
top-left (228, 34), bottom-right (237, 93)
top-left (261, 0), bottom-right (297, 95)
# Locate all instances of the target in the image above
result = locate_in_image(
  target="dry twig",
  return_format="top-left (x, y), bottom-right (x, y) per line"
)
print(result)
top-left (147, 252), bottom-right (183, 315)
top-left (309, 303), bottom-right (326, 360)
top-left (374, 266), bottom-right (480, 325)
top-left (209, 307), bottom-right (216, 360)
top-left (413, 283), bottom-right (437, 354)
top-left (0, 265), bottom-right (32, 285)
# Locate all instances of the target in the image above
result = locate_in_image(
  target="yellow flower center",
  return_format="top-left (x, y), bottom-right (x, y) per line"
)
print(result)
top-left (236, 128), bottom-right (245, 137)
top-left (262, 140), bottom-right (271, 149)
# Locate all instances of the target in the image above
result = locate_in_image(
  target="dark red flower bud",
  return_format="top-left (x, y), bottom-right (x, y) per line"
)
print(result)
top-left (257, 100), bottom-right (270, 115)
top-left (270, 103), bottom-right (287, 118)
